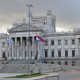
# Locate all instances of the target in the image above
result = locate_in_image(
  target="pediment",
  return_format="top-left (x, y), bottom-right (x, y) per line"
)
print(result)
top-left (8, 23), bottom-right (42, 33)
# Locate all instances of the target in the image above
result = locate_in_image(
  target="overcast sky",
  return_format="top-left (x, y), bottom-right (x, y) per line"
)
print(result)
top-left (0, 0), bottom-right (80, 33)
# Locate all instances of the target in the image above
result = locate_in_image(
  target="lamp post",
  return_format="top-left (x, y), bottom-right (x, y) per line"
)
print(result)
top-left (26, 4), bottom-right (33, 75)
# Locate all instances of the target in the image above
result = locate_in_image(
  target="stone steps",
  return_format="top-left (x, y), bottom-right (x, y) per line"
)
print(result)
top-left (7, 59), bottom-right (35, 64)
top-left (0, 62), bottom-right (62, 73)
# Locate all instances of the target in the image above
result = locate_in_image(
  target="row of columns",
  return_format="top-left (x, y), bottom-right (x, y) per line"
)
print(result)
top-left (6, 36), bottom-right (39, 60)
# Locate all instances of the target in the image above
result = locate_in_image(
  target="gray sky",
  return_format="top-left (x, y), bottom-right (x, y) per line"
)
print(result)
top-left (0, 0), bottom-right (80, 33)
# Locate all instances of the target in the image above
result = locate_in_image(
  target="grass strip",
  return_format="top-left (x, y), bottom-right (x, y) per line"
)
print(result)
top-left (6, 73), bottom-right (45, 78)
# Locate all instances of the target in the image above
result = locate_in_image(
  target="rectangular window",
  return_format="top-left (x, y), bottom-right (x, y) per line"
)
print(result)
top-left (72, 50), bottom-right (75, 57)
top-left (79, 50), bottom-right (80, 56)
top-left (51, 62), bottom-right (54, 64)
top-left (45, 40), bottom-right (48, 46)
top-left (2, 43), bottom-right (5, 47)
top-left (51, 50), bottom-right (54, 57)
top-left (51, 40), bottom-right (54, 45)
top-left (72, 39), bottom-right (75, 44)
top-left (65, 50), bottom-right (68, 57)
top-left (45, 50), bottom-right (48, 57)
top-left (78, 38), bottom-right (80, 44)
top-left (65, 40), bottom-right (68, 45)
top-left (72, 61), bottom-right (75, 66)
top-left (58, 62), bottom-right (61, 65)
top-left (58, 40), bottom-right (61, 45)
top-left (65, 62), bottom-right (68, 65)
top-left (58, 50), bottom-right (61, 57)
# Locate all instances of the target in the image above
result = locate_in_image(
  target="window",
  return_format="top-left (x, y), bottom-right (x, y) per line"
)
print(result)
top-left (45, 40), bottom-right (48, 46)
top-left (45, 50), bottom-right (48, 57)
top-left (72, 61), bottom-right (75, 66)
top-left (51, 40), bottom-right (54, 45)
top-left (31, 51), bottom-right (32, 58)
top-left (3, 52), bottom-right (5, 58)
top-left (25, 51), bottom-right (27, 58)
top-left (65, 50), bottom-right (68, 57)
top-left (44, 62), bottom-right (47, 64)
top-left (2, 43), bottom-right (5, 47)
top-left (72, 50), bottom-right (75, 57)
top-left (65, 40), bottom-right (68, 45)
top-left (65, 62), bottom-right (68, 65)
top-left (58, 50), bottom-right (61, 57)
top-left (72, 39), bottom-right (75, 44)
top-left (51, 50), bottom-right (54, 57)
top-left (58, 62), bottom-right (61, 65)
top-left (78, 38), bottom-right (80, 44)
top-left (51, 62), bottom-right (54, 64)
top-left (79, 50), bottom-right (80, 56)
top-left (43, 21), bottom-right (47, 25)
top-left (58, 40), bottom-right (61, 45)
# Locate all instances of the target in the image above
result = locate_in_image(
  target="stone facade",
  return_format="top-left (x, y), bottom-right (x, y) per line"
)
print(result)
top-left (0, 10), bottom-right (80, 66)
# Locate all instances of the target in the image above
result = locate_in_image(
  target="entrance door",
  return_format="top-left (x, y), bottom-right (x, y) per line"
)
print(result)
top-left (3, 52), bottom-right (5, 58)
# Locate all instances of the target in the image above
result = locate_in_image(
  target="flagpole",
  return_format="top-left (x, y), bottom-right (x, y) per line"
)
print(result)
top-left (26, 4), bottom-right (33, 75)
top-left (35, 32), bottom-right (38, 62)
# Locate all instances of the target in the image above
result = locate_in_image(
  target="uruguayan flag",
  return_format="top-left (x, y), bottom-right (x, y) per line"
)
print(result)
top-left (36, 35), bottom-right (46, 42)
top-left (7, 39), bottom-right (14, 45)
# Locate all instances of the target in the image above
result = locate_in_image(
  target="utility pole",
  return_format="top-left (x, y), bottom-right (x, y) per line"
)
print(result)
top-left (26, 4), bottom-right (33, 75)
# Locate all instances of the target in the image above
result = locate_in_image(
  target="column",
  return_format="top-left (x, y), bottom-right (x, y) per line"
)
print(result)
top-left (5, 41), bottom-right (9, 60)
top-left (37, 41), bottom-right (40, 60)
top-left (32, 37), bottom-right (35, 59)
top-left (55, 38), bottom-right (58, 58)
top-left (12, 38), bottom-right (14, 59)
top-left (14, 37), bottom-right (17, 59)
top-left (8, 41), bottom-right (11, 59)
top-left (17, 38), bottom-right (20, 59)
top-left (41, 40), bottom-right (44, 62)
top-left (75, 37), bottom-right (79, 66)
top-left (61, 38), bottom-right (64, 68)
top-left (33, 37), bottom-right (36, 60)
top-left (27, 37), bottom-right (31, 59)
top-left (75, 38), bottom-right (79, 57)
top-left (23, 37), bottom-right (25, 59)
top-left (48, 38), bottom-right (51, 58)
top-left (68, 38), bottom-right (71, 58)
top-left (29, 37), bottom-right (32, 59)
top-left (62, 39), bottom-right (64, 58)
top-left (27, 37), bottom-right (29, 60)
top-left (8, 37), bottom-right (12, 59)
top-left (26, 37), bottom-right (28, 59)
top-left (20, 37), bottom-right (23, 59)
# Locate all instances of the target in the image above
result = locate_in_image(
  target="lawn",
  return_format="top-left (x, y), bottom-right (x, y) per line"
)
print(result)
top-left (7, 73), bottom-right (45, 78)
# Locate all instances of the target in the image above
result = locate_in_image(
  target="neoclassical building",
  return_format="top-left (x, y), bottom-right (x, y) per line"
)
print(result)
top-left (0, 10), bottom-right (80, 66)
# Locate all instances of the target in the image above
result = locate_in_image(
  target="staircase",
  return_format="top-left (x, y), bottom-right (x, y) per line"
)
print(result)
top-left (7, 59), bottom-right (35, 64)
top-left (0, 60), bottom-right (62, 73)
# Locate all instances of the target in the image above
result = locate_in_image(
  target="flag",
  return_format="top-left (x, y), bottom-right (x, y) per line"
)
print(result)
top-left (7, 39), bottom-right (14, 45)
top-left (36, 35), bottom-right (46, 42)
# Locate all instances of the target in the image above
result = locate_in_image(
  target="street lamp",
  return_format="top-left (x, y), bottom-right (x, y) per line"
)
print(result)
top-left (26, 4), bottom-right (33, 75)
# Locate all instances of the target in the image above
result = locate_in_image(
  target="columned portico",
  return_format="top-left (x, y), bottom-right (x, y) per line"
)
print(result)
top-left (6, 20), bottom-right (42, 62)
top-left (7, 36), bottom-right (37, 60)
